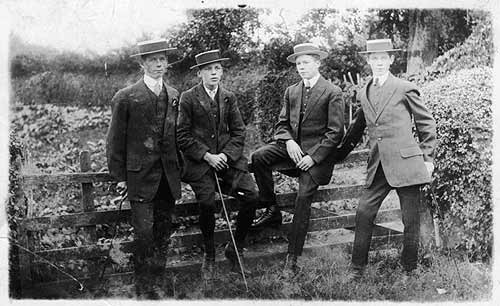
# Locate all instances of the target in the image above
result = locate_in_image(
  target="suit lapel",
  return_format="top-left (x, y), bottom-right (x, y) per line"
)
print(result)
top-left (134, 78), bottom-right (156, 112)
top-left (163, 81), bottom-right (176, 108)
top-left (218, 87), bottom-right (228, 132)
top-left (163, 82), bottom-right (177, 135)
top-left (363, 78), bottom-right (378, 116)
top-left (194, 83), bottom-right (217, 132)
top-left (302, 76), bottom-right (327, 122)
top-left (290, 82), bottom-right (302, 125)
top-left (374, 74), bottom-right (397, 122)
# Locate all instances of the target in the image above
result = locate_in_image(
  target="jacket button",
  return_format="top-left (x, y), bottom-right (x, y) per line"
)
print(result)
top-left (375, 123), bottom-right (379, 127)
top-left (211, 134), bottom-right (215, 138)
top-left (377, 137), bottom-right (382, 141)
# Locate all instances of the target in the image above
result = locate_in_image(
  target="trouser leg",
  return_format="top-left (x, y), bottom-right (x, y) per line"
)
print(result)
top-left (418, 188), bottom-right (435, 254)
top-left (130, 173), bottom-right (175, 296)
top-left (130, 201), bottom-right (155, 275)
top-left (351, 164), bottom-right (392, 268)
top-left (396, 184), bottom-right (422, 271)
top-left (153, 174), bottom-right (175, 258)
top-left (251, 142), bottom-right (293, 205)
top-left (287, 171), bottom-right (319, 256)
top-left (189, 173), bottom-right (217, 259)
top-left (222, 169), bottom-right (259, 248)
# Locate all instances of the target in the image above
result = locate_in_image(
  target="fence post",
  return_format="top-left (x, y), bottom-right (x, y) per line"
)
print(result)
top-left (18, 228), bottom-right (35, 295)
top-left (80, 151), bottom-right (98, 277)
top-left (15, 149), bottom-right (34, 296)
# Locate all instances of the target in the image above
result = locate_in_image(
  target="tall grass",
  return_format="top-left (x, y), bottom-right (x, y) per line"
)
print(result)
top-left (151, 247), bottom-right (491, 301)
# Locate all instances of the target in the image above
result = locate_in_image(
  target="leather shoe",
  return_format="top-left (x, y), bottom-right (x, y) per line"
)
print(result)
top-left (251, 205), bottom-right (282, 229)
top-left (224, 243), bottom-right (251, 275)
top-left (201, 255), bottom-right (216, 280)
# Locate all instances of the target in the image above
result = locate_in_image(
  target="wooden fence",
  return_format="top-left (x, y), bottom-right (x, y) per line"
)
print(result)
top-left (17, 149), bottom-right (403, 296)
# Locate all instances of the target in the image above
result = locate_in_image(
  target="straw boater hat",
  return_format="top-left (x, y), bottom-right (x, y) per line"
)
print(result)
top-left (190, 50), bottom-right (230, 70)
top-left (286, 43), bottom-right (329, 63)
top-left (358, 39), bottom-right (402, 54)
top-left (130, 38), bottom-right (177, 57)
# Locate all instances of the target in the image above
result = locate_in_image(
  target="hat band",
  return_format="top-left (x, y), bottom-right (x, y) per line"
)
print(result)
top-left (138, 41), bottom-right (170, 54)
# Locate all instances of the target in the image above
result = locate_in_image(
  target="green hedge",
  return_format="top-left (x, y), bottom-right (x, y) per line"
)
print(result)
top-left (423, 67), bottom-right (492, 260)
top-left (12, 72), bottom-right (139, 106)
top-left (255, 67), bottom-right (301, 142)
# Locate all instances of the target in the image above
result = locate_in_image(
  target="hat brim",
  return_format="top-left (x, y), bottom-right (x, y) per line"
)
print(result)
top-left (287, 50), bottom-right (328, 63)
top-left (190, 58), bottom-right (230, 70)
top-left (358, 48), bottom-right (402, 54)
top-left (130, 48), bottom-right (178, 57)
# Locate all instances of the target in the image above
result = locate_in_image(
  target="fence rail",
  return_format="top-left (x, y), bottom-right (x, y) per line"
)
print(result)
top-left (17, 149), bottom-right (405, 296)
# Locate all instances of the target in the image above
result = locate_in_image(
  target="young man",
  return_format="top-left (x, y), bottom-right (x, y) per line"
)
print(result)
top-left (106, 39), bottom-right (182, 298)
top-left (177, 50), bottom-right (258, 279)
top-left (336, 39), bottom-right (437, 279)
top-left (251, 43), bottom-right (345, 272)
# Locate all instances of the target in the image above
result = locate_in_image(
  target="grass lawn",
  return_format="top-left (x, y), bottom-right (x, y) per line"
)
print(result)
top-left (87, 245), bottom-right (491, 301)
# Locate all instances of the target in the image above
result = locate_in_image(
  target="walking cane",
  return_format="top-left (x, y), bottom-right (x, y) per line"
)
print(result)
top-left (213, 171), bottom-right (249, 292)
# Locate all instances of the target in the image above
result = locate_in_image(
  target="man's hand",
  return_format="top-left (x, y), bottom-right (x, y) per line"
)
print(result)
top-left (116, 181), bottom-right (128, 198)
top-left (286, 139), bottom-right (304, 164)
top-left (425, 162), bottom-right (434, 177)
top-left (297, 155), bottom-right (315, 171)
top-left (219, 153), bottom-right (228, 163)
top-left (204, 152), bottom-right (228, 171)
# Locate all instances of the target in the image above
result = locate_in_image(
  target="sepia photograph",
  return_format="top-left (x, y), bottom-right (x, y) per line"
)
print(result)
top-left (1, 0), bottom-right (497, 303)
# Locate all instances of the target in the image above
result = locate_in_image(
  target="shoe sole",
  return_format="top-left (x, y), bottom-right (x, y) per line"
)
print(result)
top-left (250, 220), bottom-right (282, 230)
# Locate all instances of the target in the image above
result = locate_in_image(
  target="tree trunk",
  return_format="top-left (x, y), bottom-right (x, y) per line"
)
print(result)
top-left (406, 10), bottom-right (440, 76)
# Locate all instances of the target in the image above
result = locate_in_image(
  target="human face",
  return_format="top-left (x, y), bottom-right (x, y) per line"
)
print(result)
top-left (197, 62), bottom-right (223, 90)
top-left (367, 52), bottom-right (394, 77)
top-left (140, 52), bottom-right (168, 80)
top-left (295, 54), bottom-right (320, 80)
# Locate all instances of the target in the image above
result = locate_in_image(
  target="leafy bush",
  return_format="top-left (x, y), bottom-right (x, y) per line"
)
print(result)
top-left (423, 67), bottom-right (492, 260)
top-left (260, 37), bottom-right (296, 72)
top-left (255, 67), bottom-right (300, 142)
top-left (8, 132), bottom-right (27, 297)
top-left (11, 104), bottom-right (111, 172)
top-left (429, 11), bottom-right (492, 77)
top-left (12, 72), bottom-right (139, 106)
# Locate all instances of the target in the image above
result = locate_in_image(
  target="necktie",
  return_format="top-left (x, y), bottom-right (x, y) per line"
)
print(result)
top-left (154, 82), bottom-right (161, 96)
top-left (304, 80), bottom-right (311, 92)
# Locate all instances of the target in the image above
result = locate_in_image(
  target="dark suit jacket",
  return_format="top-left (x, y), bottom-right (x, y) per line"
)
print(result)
top-left (177, 83), bottom-right (247, 182)
top-left (274, 76), bottom-right (344, 185)
top-left (106, 78), bottom-right (182, 201)
top-left (337, 74), bottom-right (437, 188)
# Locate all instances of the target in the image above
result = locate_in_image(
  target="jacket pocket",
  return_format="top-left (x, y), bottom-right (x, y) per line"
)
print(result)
top-left (400, 146), bottom-right (423, 158)
top-left (126, 159), bottom-right (141, 171)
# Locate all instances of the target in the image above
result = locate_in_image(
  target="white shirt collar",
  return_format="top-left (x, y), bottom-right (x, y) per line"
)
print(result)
top-left (203, 84), bottom-right (219, 100)
top-left (143, 74), bottom-right (163, 92)
top-left (303, 73), bottom-right (321, 88)
top-left (373, 72), bottom-right (389, 86)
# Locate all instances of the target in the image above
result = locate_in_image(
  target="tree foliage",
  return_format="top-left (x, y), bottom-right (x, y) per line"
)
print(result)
top-left (429, 11), bottom-right (492, 77)
top-left (168, 8), bottom-right (261, 72)
top-left (372, 9), bottom-right (473, 74)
